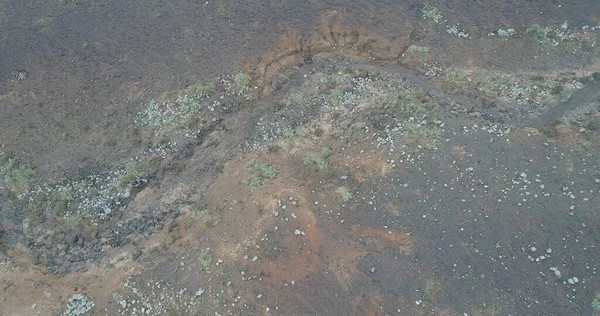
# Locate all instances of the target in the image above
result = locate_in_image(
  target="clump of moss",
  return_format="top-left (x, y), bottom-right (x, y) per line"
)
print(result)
top-left (243, 160), bottom-right (277, 188)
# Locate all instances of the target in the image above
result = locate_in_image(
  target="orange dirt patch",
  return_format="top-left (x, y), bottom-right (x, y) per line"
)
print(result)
top-left (257, 190), bottom-right (324, 287)
top-left (349, 154), bottom-right (394, 181)
top-left (350, 225), bottom-right (415, 255)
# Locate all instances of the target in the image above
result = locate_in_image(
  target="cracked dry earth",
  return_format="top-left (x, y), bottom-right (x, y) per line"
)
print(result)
top-left (2, 1), bottom-right (600, 316)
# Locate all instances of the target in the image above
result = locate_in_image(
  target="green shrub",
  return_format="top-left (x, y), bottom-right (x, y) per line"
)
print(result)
top-left (193, 204), bottom-right (214, 226)
top-left (321, 74), bottom-right (347, 89)
top-left (116, 162), bottom-right (149, 190)
top-left (446, 69), bottom-right (468, 82)
top-left (551, 85), bottom-right (572, 102)
top-left (592, 292), bottom-right (600, 311)
top-left (403, 122), bottom-right (442, 150)
top-left (287, 92), bottom-right (305, 105)
top-left (243, 160), bottom-right (277, 188)
top-left (421, 5), bottom-right (442, 23)
top-left (381, 89), bottom-right (436, 116)
top-left (186, 82), bottom-right (215, 97)
top-left (328, 90), bottom-right (343, 105)
top-left (337, 186), bottom-right (353, 202)
top-left (586, 117), bottom-right (600, 131)
top-left (200, 249), bottom-right (213, 270)
top-left (303, 147), bottom-right (332, 170)
top-left (527, 24), bottom-right (557, 46)
top-left (0, 153), bottom-right (36, 195)
top-left (234, 72), bottom-right (251, 92)
top-left (407, 45), bottom-right (430, 54)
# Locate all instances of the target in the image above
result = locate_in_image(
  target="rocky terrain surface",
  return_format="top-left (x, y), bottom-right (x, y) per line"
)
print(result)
top-left (1, 1), bottom-right (600, 315)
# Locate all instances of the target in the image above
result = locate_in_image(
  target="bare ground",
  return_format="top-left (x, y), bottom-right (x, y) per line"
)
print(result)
top-left (1, 1), bottom-right (600, 315)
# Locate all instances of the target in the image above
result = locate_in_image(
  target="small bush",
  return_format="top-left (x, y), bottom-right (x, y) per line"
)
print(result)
top-left (530, 75), bottom-right (545, 81)
top-left (234, 72), bottom-right (251, 92)
top-left (381, 89), bottom-right (436, 116)
top-left (186, 82), bottom-right (215, 97)
top-left (243, 160), bottom-right (277, 188)
top-left (200, 249), bottom-right (213, 270)
top-left (578, 75), bottom-right (593, 84)
top-left (116, 162), bottom-right (148, 190)
top-left (303, 147), bottom-right (332, 170)
top-left (551, 85), bottom-right (572, 102)
top-left (586, 117), bottom-right (600, 131)
top-left (446, 69), bottom-right (468, 82)
top-left (337, 186), bottom-right (353, 202)
top-left (287, 92), bottom-right (305, 105)
top-left (403, 122), bottom-right (442, 150)
top-left (328, 90), bottom-right (343, 105)
top-left (0, 153), bottom-right (36, 195)
top-left (540, 120), bottom-right (561, 138)
top-left (421, 5), bottom-right (442, 23)
top-left (407, 45), bottom-right (430, 54)
top-left (593, 72), bottom-right (600, 81)
top-left (527, 24), bottom-right (557, 46)
top-left (592, 292), bottom-right (600, 311)
top-left (321, 73), bottom-right (347, 89)
top-left (193, 204), bottom-right (214, 226)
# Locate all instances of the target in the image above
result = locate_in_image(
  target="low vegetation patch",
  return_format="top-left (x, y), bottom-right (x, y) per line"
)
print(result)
top-left (527, 24), bottom-right (558, 46)
top-left (200, 249), bottom-right (213, 270)
top-left (551, 85), bottom-right (572, 102)
top-left (593, 292), bottom-right (600, 311)
top-left (406, 45), bottom-right (430, 54)
top-left (243, 160), bottom-right (277, 188)
top-left (380, 89), bottom-right (437, 116)
top-left (185, 82), bottom-right (215, 98)
top-left (403, 122), bottom-right (443, 150)
top-left (421, 5), bottom-right (442, 23)
top-left (192, 204), bottom-right (214, 226)
top-left (116, 162), bottom-right (150, 190)
top-left (234, 72), bottom-right (251, 92)
top-left (337, 186), bottom-right (353, 202)
top-left (321, 73), bottom-right (348, 89)
top-left (303, 147), bottom-right (332, 170)
top-left (0, 152), bottom-right (36, 196)
top-left (287, 92), bottom-right (305, 105)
